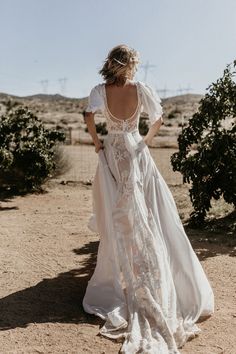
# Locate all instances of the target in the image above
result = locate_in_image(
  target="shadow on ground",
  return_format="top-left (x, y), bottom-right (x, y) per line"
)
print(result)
top-left (0, 240), bottom-right (103, 331)
top-left (0, 210), bottom-right (235, 332)
top-left (0, 188), bottom-right (49, 212)
top-left (184, 210), bottom-right (236, 260)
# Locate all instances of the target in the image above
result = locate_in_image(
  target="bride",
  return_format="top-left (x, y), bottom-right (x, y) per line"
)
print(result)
top-left (83, 44), bottom-right (214, 354)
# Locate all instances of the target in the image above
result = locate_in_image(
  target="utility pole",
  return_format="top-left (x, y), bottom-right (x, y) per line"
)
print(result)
top-left (140, 60), bottom-right (156, 83)
top-left (58, 77), bottom-right (68, 95)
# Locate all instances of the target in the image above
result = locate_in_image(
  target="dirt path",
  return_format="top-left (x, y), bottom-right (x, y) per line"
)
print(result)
top-left (0, 163), bottom-right (235, 353)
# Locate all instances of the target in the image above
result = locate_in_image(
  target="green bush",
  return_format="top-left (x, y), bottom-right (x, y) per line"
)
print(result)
top-left (0, 106), bottom-right (65, 192)
top-left (171, 60), bottom-right (236, 223)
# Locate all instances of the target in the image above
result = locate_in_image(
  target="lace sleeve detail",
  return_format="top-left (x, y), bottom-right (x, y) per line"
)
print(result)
top-left (85, 84), bottom-right (104, 113)
top-left (139, 81), bottom-right (163, 125)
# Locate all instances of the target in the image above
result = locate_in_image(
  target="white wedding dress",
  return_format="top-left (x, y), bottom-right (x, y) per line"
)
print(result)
top-left (82, 80), bottom-right (214, 354)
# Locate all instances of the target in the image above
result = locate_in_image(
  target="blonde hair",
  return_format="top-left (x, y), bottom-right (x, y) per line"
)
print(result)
top-left (99, 44), bottom-right (140, 86)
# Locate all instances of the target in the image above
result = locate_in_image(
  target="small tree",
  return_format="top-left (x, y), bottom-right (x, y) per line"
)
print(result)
top-left (0, 106), bottom-right (65, 192)
top-left (171, 60), bottom-right (236, 223)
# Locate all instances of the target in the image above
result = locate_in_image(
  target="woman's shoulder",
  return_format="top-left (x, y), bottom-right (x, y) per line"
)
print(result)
top-left (136, 80), bottom-right (161, 102)
top-left (91, 80), bottom-right (155, 95)
top-left (136, 80), bottom-right (154, 94)
top-left (136, 80), bottom-right (153, 90)
top-left (91, 82), bottom-right (104, 92)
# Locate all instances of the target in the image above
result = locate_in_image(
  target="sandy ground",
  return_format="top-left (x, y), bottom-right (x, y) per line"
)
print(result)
top-left (0, 145), bottom-right (235, 354)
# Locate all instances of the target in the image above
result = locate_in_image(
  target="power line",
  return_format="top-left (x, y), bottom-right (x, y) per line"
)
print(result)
top-left (38, 78), bottom-right (69, 95)
top-left (140, 60), bottom-right (156, 83)
top-left (156, 85), bottom-right (171, 99)
top-left (176, 84), bottom-right (193, 96)
top-left (58, 77), bottom-right (68, 95)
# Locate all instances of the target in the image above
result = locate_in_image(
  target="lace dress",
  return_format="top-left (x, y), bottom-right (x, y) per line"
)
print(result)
top-left (82, 80), bottom-right (214, 354)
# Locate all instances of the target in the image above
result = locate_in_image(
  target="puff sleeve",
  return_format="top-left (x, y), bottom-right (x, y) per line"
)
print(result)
top-left (85, 84), bottom-right (104, 114)
top-left (139, 81), bottom-right (163, 125)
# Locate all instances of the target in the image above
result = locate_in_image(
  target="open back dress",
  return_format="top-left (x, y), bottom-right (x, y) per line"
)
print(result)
top-left (82, 80), bottom-right (214, 354)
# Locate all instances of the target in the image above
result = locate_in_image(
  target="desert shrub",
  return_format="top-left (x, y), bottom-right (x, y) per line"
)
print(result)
top-left (178, 122), bottom-right (188, 127)
top-left (56, 124), bottom-right (64, 130)
top-left (96, 122), bottom-right (108, 135)
top-left (85, 122), bottom-right (108, 135)
top-left (168, 108), bottom-right (181, 119)
top-left (84, 116), bottom-right (149, 136)
top-left (0, 106), bottom-right (65, 192)
top-left (51, 144), bottom-right (72, 179)
top-left (171, 60), bottom-right (236, 224)
top-left (1, 98), bottom-right (21, 113)
top-left (139, 116), bottom-right (149, 135)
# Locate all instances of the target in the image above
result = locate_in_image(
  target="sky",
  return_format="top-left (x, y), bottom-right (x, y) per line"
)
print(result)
top-left (0, 0), bottom-right (235, 98)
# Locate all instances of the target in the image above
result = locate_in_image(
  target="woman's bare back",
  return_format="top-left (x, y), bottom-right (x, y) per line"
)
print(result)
top-left (104, 80), bottom-right (139, 121)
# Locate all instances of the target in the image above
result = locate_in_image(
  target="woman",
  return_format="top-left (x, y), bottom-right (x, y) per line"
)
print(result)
top-left (83, 44), bottom-right (214, 354)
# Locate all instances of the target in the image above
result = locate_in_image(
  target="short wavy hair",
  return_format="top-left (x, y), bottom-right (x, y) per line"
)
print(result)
top-left (99, 44), bottom-right (140, 86)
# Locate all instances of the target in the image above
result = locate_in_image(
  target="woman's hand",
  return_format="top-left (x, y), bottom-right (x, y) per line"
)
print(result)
top-left (84, 112), bottom-right (104, 154)
top-left (143, 136), bottom-right (152, 146)
top-left (95, 140), bottom-right (104, 153)
top-left (143, 118), bottom-right (163, 146)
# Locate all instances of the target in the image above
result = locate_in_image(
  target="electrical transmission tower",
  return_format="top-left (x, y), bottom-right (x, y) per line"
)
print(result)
top-left (140, 60), bottom-right (156, 83)
top-left (185, 83), bottom-right (193, 94)
top-left (157, 85), bottom-right (171, 99)
top-left (58, 77), bottom-right (68, 95)
top-left (40, 79), bottom-right (49, 94)
top-left (177, 85), bottom-right (184, 95)
top-left (177, 84), bottom-right (193, 95)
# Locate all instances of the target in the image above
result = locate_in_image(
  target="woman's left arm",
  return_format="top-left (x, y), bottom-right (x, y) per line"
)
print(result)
top-left (143, 117), bottom-right (163, 146)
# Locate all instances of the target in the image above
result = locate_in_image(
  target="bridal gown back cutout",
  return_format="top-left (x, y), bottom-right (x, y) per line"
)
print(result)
top-left (83, 80), bottom-right (214, 354)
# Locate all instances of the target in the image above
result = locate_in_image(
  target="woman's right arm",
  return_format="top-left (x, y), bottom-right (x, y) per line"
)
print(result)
top-left (84, 112), bottom-right (104, 153)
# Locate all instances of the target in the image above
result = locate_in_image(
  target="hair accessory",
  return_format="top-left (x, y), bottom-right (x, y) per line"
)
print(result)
top-left (113, 58), bottom-right (126, 66)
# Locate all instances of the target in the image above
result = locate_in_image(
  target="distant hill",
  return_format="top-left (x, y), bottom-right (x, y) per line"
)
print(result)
top-left (0, 91), bottom-right (203, 121)
top-left (0, 91), bottom-right (204, 147)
